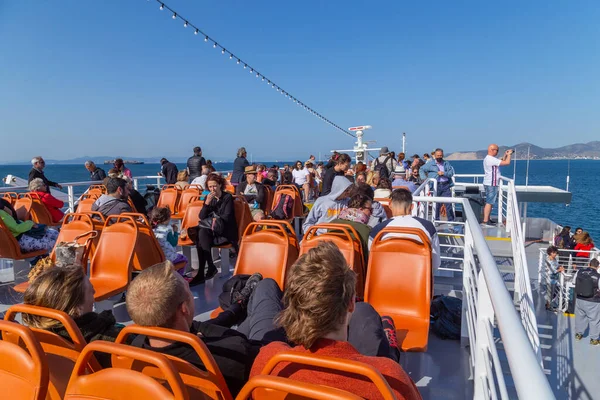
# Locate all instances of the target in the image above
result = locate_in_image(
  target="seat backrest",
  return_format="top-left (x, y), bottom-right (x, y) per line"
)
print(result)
top-left (157, 185), bottom-right (182, 214)
top-left (4, 304), bottom-right (101, 400)
top-left (301, 223), bottom-right (366, 297)
top-left (263, 185), bottom-right (274, 214)
top-left (273, 185), bottom-right (304, 218)
top-left (76, 193), bottom-right (100, 213)
top-left (2, 192), bottom-right (18, 206)
top-left (28, 192), bottom-right (57, 225)
top-left (64, 341), bottom-right (189, 400)
top-left (14, 193), bottom-right (33, 220)
top-left (233, 196), bottom-right (252, 242)
top-left (114, 325), bottom-right (232, 400)
top-left (234, 221), bottom-right (300, 290)
top-left (50, 213), bottom-right (101, 268)
top-left (0, 216), bottom-right (24, 259)
top-left (178, 198), bottom-right (204, 246)
top-left (365, 227), bottom-right (432, 325)
top-left (237, 375), bottom-right (363, 400)
top-left (87, 185), bottom-right (107, 196)
top-left (0, 320), bottom-right (49, 400)
top-left (120, 213), bottom-right (166, 271)
top-left (258, 351), bottom-right (395, 400)
top-left (175, 187), bottom-right (202, 217)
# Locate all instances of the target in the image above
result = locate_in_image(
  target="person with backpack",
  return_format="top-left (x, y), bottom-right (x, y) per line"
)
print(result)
top-left (574, 258), bottom-right (600, 345)
top-left (370, 147), bottom-right (397, 181)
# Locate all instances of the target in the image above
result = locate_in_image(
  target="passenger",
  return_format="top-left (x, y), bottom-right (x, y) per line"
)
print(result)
top-left (423, 153), bottom-right (431, 164)
top-left (206, 159), bottom-right (216, 173)
top-left (186, 146), bottom-right (206, 182)
top-left (369, 188), bottom-right (441, 273)
top-left (482, 144), bottom-right (513, 226)
top-left (160, 158), bottom-right (179, 185)
top-left (255, 165), bottom-right (265, 183)
top-left (554, 226), bottom-right (573, 249)
top-left (373, 178), bottom-right (392, 199)
top-left (28, 156), bottom-right (62, 193)
top-left (331, 192), bottom-right (373, 263)
top-left (282, 169), bottom-right (294, 185)
top-left (23, 266), bottom-right (124, 366)
top-left (262, 168), bottom-right (278, 188)
top-left (29, 178), bottom-right (65, 223)
top-left (408, 166), bottom-right (423, 185)
top-left (190, 165), bottom-right (210, 189)
top-left (370, 147), bottom-right (397, 181)
top-left (574, 232), bottom-right (595, 259)
top-left (113, 158), bottom-right (132, 179)
top-left (397, 152), bottom-right (410, 170)
top-left (356, 183), bottom-right (387, 225)
top-left (302, 176), bottom-right (353, 232)
top-left (91, 177), bottom-right (132, 218)
top-left (235, 166), bottom-right (266, 221)
top-left (574, 258), bottom-right (600, 345)
top-left (190, 173), bottom-right (238, 285)
top-left (149, 207), bottom-right (188, 273)
top-left (231, 147), bottom-right (250, 187)
top-left (174, 170), bottom-right (189, 190)
top-left (355, 171), bottom-right (367, 185)
top-left (321, 153), bottom-right (351, 196)
top-left (391, 166), bottom-right (417, 193)
top-left (126, 262), bottom-right (283, 395)
top-left (250, 242), bottom-right (422, 400)
top-left (355, 161), bottom-right (367, 174)
top-left (420, 148), bottom-right (455, 221)
top-left (0, 201), bottom-right (59, 253)
top-left (292, 160), bottom-right (311, 201)
top-left (545, 246), bottom-right (564, 311)
top-left (124, 176), bottom-right (147, 215)
top-left (85, 161), bottom-right (107, 181)
top-left (366, 170), bottom-right (380, 188)
top-left (306, 154), bottom-right (316, 165)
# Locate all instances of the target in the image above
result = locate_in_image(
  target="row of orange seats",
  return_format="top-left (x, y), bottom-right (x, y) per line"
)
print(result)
top-left (0, 304), bottom-right (394, 399)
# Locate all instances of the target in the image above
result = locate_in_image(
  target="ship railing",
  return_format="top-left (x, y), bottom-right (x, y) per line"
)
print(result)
top-left (413, 196), bottom-right (553, 399)
top-left (538, 247), bottom-right (600, 312)
top-left (452, 174), bottom-right (510, 229)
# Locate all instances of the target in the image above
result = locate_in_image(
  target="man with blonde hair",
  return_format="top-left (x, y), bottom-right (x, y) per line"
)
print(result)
top-left (250, 241), bottom-right (422, 399)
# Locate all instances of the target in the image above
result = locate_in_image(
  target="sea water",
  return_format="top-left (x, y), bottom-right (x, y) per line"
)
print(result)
top-left (1, 159), bottom-right (599, 240)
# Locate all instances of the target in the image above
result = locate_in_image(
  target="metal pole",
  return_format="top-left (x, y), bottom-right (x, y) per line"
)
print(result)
top-left (513, 147), bottom-right (517, 181)
top-left (402, 132), bottom-right (406, 154)
top-left (525, 146), bottom-right (531, 187)
top-left (566, 159), bottom-right (570, 192)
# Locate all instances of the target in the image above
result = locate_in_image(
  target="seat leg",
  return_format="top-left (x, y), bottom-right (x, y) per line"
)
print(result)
top-left (182, 246), bottom-right (197, 273)
top-left (219, 248), bottom-right (231, 278)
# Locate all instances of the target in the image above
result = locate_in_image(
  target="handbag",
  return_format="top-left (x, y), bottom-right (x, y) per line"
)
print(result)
top-left (198, 212), bottom-right (221, 232)
top-left (24, 224), bottom-right (48, 240)
top-left (54, 231), bottom-right (98, 268)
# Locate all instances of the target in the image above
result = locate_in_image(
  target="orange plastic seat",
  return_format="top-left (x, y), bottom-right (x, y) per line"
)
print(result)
top-left (237, 375), bottom-right (363, 400)
top-left (272, 185), bottom-right (304, 219)
top-left (127, 197), bottom-right (139, 213)
top-left (257, 351), bottom-right (395, 400)
top-left (225, 182), bottom-right (236, 194)
top-left (0, 320), bottom-right (49, 400)
top-left (64, 341), bottom-right (189, 400)
top-left (157, 185), bottom-right (183, 214)
top-left (172, 187), bottom-right (202, 219)
top-left (2, 192), bottom-right (18, 206)
top-left (364, 227), bottom-right (433, 352)
top-left (263, 185), bottom-right (274, 214)
top-left (14, 193), bottom-right (33, 220)
top-left (178, 198), bottom-right (204, 246)
top-left (4, 305), bottom-right (101, 400)
top-left (301, 223), bottom-right (366, 298)
top-left (76, 193), bottom-right (100, 213)
top-left (89, 215), bottom-right (138, 300)
top-left (114, 325), bottom-right (232, 400)
top-left (28, 192), bottom-right (62, 226)
top-left (87, 185), bottom-right (107, 196)
top-left (233, 196), bottom-right (253, 242)
top-left (0, 217), bottom-right (48, 261)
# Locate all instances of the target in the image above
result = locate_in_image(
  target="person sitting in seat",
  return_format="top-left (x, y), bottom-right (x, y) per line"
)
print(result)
top-left (292, 160), bottom-right (311, 202)
top-left (355, 171), bottom-right (367, 185)
top-left (0, 200), bottom-right (59, 253)
top-left (250, 241), bottom-right (422, 400)
top-left (373, 178), bottom-right (392, 199)
top-left (302, 176), bottom-right (353, 233)
top-left (126, 262), bottom-right (286, 396)
top-left (355, 183), bottom-right (387, 226)
top-left (23, 266), bottom-right (124, 366)
top-left (29, 177), bottom-right (64, 223)
top-left (236, 166), bottom-right (266, 221)
top-left (391, 166), bottom-right (417, 192)
top-left (369, 188), bottom-right (441, 273)
top-left (149, 207), bottom-right (188, 275)
top-left (331, 192), bottom-right (372, 263)
top-left (175, 170), bottom-right (189, 190)
top-left (91, 177), bottom-right (132, 218)
top-left (190, 173), bottom-right (238, 285)
top-left (190, 165), bottom-right (210, 189)
top-left (262, 168), bottom-right (278, 188)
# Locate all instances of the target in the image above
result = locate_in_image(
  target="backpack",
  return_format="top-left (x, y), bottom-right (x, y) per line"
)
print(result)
top-left (270, 193), bottom-right (293, 220)
top-left (576, 270), bottom-right (598, 298)
top-left (374, 156), bottom-right (391, 178)
top-left (218, 274), bottom-right (251, 310)
top-left (430, 295), bottom-right (462, 340)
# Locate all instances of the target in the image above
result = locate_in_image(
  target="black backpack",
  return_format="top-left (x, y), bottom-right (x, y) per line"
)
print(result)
top-left (270, 193), bottom-right (293, 220)
top-left (576, 270), bottom-right (598, 298)
top-left (219, 274), bottom-right (251, 309)
top-left (430, 295), bottom-right (462, 340)
top-left (374, 156), bottom-right (391, 178)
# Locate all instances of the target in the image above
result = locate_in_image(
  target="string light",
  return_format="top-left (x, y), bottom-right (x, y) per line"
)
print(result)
top-left (148, 0), bottom-right (353, 138)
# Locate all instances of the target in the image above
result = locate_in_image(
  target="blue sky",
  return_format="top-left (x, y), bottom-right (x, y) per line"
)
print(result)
top-left (1, 0), bottom-right (598, 162)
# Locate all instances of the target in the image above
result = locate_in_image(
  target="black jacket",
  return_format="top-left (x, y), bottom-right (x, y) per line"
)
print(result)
top-left (129, 189), bottom-right (148, 215)
top-left (576, 268), bottom-right (600, 303)
top-left (161, 162), bottom-right (179, 185)
top-left (236, 181), bottom-right (266, 211)
top-left (200, 192), bottom-right (238, 244)
top-left (28, 168), bottom-right (58, 193)
top-left (231, 157), bottom-right (250, 184)
top-left (133, 321), bottom-right (261, 396)
top-left (321, 167), bottom-right (344, 196)
top-left (187, 155), bottom-right (206, 181)
top-left (90, 168), bottom-right (107, 181)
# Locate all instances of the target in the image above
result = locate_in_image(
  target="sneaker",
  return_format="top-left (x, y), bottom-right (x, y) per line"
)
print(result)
top-left (575, 333), bottom-right (583, 341)
top-left (481, 221), bottom-right (495, 228)
top-left (232, 273), bottom-right (263, 306)
top-left (591, 338), bottom-right (600, 346)
top-left (381, 316), bottom-right (401, 361)
top-left (488, 219), bottom-right (497, 225)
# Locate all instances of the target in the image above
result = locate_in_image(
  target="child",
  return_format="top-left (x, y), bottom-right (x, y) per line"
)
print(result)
top-left (149, 207), bottom-right (188, 276)
top-left (574, 258), bottom-right (600, 345)
top-left (545, 246), bottom-right (564, 311)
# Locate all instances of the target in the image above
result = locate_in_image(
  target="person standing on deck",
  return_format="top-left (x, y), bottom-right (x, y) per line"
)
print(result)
top-left (482, 144), bottom-right (513, 226)
top-left (322, 153), bottom-right (352, 196)
top-left (85, 161), bottom-right (107, 181)
top-left (231, 147), bottom-right (250, 187)
top-left (28, 156), bottom-right (62, 193)
top-left (574, 258), bottom-right (600, 346)
top-left (420, 148), bottom-right (455, 222)
top-left (160, 158), bottom-right (179, 185)
top-left (186, 146), bottom-right (206, 182)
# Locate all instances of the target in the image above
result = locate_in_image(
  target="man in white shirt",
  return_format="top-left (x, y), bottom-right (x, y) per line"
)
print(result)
top-left (369, 188), bottom-right (441, 273)
top-left (482, 144), bottom-right (513, 226)
top-left (190, 165), bottom-right (210, 189)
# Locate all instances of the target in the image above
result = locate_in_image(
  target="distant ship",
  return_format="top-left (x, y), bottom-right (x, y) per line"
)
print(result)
top-left (103, 159), bottom-right (145, 165)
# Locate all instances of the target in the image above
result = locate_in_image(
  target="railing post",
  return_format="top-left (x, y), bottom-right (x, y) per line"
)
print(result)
top-left (67, 185), bottom-right (75, 213)
top-left (473, 270), bottom-right (495, 400)
top-left (133, 178), bottom-right (139, 191)
top-left (505, 182), bottom-right (513, 234)
top-left (498, 183), bottom-right (504, 227)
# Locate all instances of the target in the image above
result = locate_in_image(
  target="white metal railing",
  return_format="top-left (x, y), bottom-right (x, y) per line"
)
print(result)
top-left (412, 196), bottom-right (553, 399)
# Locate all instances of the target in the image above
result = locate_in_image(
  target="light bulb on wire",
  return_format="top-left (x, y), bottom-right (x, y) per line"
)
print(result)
top-left (159, 3), bottom-right (164, 10)
top-left (184, 21), bottom-right (188, 27)
top-left (194, 29), bottom-right (198, 35)
top-left (204, 36), bottom-right (208, 42)
top-left (172, 13), bottom-right (177, 19)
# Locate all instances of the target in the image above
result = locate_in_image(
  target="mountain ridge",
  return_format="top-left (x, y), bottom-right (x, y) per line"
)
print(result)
top-left (446, 141), bottom-right (600, 160)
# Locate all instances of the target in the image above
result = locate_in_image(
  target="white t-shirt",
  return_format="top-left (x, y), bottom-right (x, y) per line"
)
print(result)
top-left (483, 155), bottom-right (502, 186)
top-left (191, 175), bottom-right (208, 189)
top-left (292, 168), bottom-right (310, 185)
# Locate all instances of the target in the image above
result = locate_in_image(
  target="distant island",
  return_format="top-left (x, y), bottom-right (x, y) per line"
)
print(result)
top-left (446, 141), bottom-right (600, 160)
top-left (103, 159), bottom-right (145, 165)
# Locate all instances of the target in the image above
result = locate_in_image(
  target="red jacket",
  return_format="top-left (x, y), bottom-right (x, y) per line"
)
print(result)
top-left (34, 191), bottom-right (64, 223)
top-left (575, 243), bottom-right (594, 258)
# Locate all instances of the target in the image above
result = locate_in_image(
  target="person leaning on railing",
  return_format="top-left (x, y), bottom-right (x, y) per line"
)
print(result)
top-left (29, 177), bottom-right (65, 223)
top-left (28, 156), bottom-right (62, 193)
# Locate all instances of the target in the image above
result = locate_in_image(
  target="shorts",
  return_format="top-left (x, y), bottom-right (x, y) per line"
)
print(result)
top-left (484, 185), bottom-right (498, 205)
